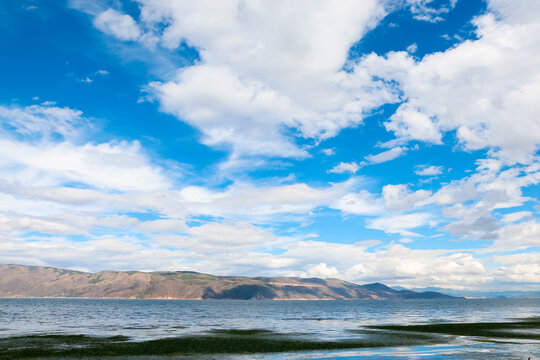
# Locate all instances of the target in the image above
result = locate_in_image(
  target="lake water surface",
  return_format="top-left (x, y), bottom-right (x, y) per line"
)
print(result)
top-left (1, 298), bottom-right (539, 358)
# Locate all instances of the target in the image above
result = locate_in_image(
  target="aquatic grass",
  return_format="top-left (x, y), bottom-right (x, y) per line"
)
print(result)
top-left (0, 330), bottom-right (445, 359)
top-left (368, 318), bottom-right (540, 341)
top-left (2, 320), bottom-right (539, 359)
top-left (0, 334), bottom-right (129, 359)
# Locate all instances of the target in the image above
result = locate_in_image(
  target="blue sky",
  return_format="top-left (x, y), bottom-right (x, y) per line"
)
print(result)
top-left (1, 0), bottom-right (539, 291)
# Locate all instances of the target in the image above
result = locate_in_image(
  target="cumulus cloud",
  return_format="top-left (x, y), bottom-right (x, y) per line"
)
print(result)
top-left (321, 148), bottom-right (336, 156)
top-left (364, 146), bottom-right (407, 164)
top-left (86, 0), bottom-right (540, 166)
top-left (90, 0), bottom-right (540, 167)
top-left (0, 103), bottom-right (373, 276)
top-left (0, 104), bottom-right (170, 192)
top-left (486, 221), bottom-right (540, 252)
top-left (149, 65), bottom-right (309, 158)
top-left (0, 103), bottom-right (369, 238)
top-left (367, 213), bottom-right (432, 236)
top-left (385, 104), bottom-right (442, 145)
top-left (94, 9), bottom-right (141, 41)
top-left (0, 103), bottom-right (172, 240)
top-left (0, 139), bottom-right (170, 191)
top-left (0, 104), bottom-right (84, 140)
top-left (305, 262), bottom-right (340, 278)
top-left (328, 162), bottom-right (361, 174)
top-left (172, 181), bottom-right (356, 221)
top-left (363, 0), bottom-right (540, 163)
top-left (105, 0), bottom-right (398, 157)
top-left (155, 221), bottom-right (279, 254)
top-left (331, 190), bottom-right (384, 215)
top-left (431, 157), bottom-right (540, 242)
top-left (382, 184), bottom-right (432, 211)
top-left (0, 234), bottom-right (188, 273)
top-left (441, 216), bottom-right (499, 239)
top-left (406, 43), bottom-right (418, 53)
top-left (501, 211), bottom-right (532, 223)
top-left (276, 242), bottom-right (490, 289)
top-left (415, 165), bottom-right (443, 176)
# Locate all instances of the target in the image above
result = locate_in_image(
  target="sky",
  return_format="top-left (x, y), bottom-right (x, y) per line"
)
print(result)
top-left (1, 0), bottom-right (539, 291)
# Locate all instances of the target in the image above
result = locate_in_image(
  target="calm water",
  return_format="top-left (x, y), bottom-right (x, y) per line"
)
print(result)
top-left (1, 298), bottom-right (539, 358)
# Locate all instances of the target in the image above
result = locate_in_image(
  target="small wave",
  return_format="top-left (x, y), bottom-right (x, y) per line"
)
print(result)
top-left (283, 317), bottom-right (336, 321)
top-left (121, 325), bottom-right (160, 330)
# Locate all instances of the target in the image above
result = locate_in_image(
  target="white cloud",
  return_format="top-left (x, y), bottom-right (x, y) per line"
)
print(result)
top-left (305, 262), bottom-right (339, 278)
top-left (149, 65), bottom-right (309, 158)
top-left (321, 148), bottom-right (336, 156)
top-left (487, 0), bottom-right (540, 25)
top-left (431, 158), bottom-right (540, 241)
top-left (432, 158), bottom-right (535, 210)
top-left (328, 161), bottom-right (361, 174)
top-left (156, 221), bottom-right (280, 254)
top-left (367, 212), bottom-right (432, 236)
top-left (0, 104), bottom-right (171, 192)
top-left (364, 146), bottom-right (407, 164)
top-left (173, 181), bottom-right (355, 220)
top-left (485, 220), bottom-right (540, 252)
top-left (331, 190), bottom-right (383, 215)
top-left (0, 104), bottom-right (83, 140)
top-left (404, 0), bottom-right (458, 23)
top-left (385, 104), bottom-right (442, 144)
top-left (441, 215), bottom-right (499, 238)
top-left (415, 165), bottom-right (443, 176)
top-left (0, 101), bottom-right (363, 238)
top-left (117, 0), bottom-right (396, 157)
top-left (94, 9), bottom-right (141, 41)
top-left (0, 234), bottom-right (188, 273)
top-left (0, 139), bottom-right (170, 191)
top-left (279, 242), bottom-right (490, 289)
top-left (501, 211), bottom-right (532, 223)
top-left (489, 252), bottom-right (540, 286)
top-left (187, 221), bottom-right (274, 247)
top-left (365, 1), bottom-right (540, 163)
top-left (382, 184), bottom-right (432, 211)
top-left (406, 43), bottom-right (418, 53)
top-left (138, 218), bottom-right (187, 233)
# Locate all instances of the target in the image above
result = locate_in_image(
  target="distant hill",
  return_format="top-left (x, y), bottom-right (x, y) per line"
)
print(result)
top-left (0, 264), bottom-right (457, 300)
top-left (400, 286), bottom-right (540, 299)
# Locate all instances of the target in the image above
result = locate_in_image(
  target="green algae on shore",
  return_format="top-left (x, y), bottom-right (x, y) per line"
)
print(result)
top-left (0, 330), bottom-right (444, 359)
top-left (367, 318), bottom-right (540, 341)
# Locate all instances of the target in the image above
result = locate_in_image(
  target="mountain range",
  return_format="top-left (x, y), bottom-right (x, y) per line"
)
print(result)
top-left (396, 286), bottom-right (540, 299)
top-left (0, 264), bottom-right (457, 300)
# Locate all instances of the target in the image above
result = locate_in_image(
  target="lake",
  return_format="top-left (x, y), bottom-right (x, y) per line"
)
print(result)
top-left (1, 298), bottom-right (539, 359)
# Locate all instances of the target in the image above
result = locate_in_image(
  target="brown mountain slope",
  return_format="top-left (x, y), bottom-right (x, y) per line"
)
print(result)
top-left (0, 264), bottom-right (456, 300)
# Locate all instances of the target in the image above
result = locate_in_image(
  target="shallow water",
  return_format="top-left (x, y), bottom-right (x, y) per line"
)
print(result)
top-left (1, 298), bottom-right (539, 358)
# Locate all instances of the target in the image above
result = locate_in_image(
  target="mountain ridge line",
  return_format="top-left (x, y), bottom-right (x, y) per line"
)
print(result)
top-left (0, 263), bottom-right (457, 300)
